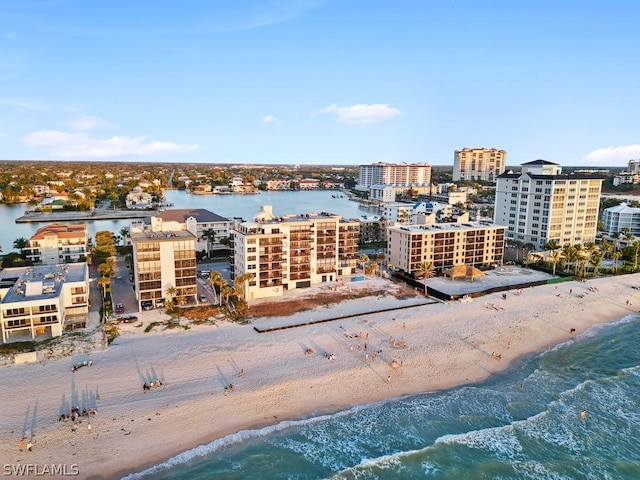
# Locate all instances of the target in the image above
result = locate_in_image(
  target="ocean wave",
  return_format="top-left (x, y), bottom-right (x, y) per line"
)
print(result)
top-left (121, 401), bottom-right (393, 479)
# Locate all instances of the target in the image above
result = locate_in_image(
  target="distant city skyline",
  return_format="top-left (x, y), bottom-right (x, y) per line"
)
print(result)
top-left (0, 1), bottom-right (639, 166)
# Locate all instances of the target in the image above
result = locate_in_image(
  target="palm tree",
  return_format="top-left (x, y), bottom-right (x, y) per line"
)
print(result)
top-left (415, 261), bottom-right (435, 293)
top-left (207, 272), bottom-right (222, 304)
top-left (358, 254), bottom-right (369, 273)
top-left (120, 227), bottom-right (129, 246)
top-left (165, 285), bottom-right (178, 303)
top-left (632, 240), bottom-right (640, 271)
top-left (233, 273), bottom-right (255, 302)
top-left (549, 249), bottom-right (564, 275)
top-left (13, 237), bottom-right (29, 256)
top-left (97, 276), bottom-right (111, 298)
top-left (611, 250), bottom-right (622, 272)
top-left (214, 275), bottom-right (228, 306)
top-left (203, 228), bottom-right (216, 257)
top-left (364, 261), bottom-right (378, 277)
top-left (220, 285), bottom-right (233, 306)
top-left (588, 250), bottom-right (604, 277)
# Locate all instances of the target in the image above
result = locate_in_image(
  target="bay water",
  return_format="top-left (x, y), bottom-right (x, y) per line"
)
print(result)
top-left (125, 315), bottom-right (640, 479)
top-left (0, 190), bottom-right (376, 253)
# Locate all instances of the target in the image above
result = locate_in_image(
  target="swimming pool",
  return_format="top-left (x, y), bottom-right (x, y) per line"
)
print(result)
top-left (351, 275), bottom-right (365, 282)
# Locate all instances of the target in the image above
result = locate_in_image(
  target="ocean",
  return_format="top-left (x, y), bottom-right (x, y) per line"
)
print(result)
top-left (124, 315), bottom-right (640, 479)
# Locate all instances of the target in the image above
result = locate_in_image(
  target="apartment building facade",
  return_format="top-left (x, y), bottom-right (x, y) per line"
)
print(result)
top-left (230, 206), bottom-right (360, 301)
top-left (602, 204), bottom-right (640, 236)
top-left (130, 223), bottom-right (198, 310)
top-left (387, 221), bottom-right (505, 275)
top-left (25, 223), bottom-right (89, 265)
top-left (357, 162), bottom-right (432, 190)
top-left (494, 160), bottom-right (603, 250)
top-left (0, 263), bottom-right (89, 343)
top-left (453, 147), bottom-right (506, 183)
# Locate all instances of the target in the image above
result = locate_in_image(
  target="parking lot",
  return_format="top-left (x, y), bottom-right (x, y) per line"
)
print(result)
top-left (108, 258), bottom-right (231, 314)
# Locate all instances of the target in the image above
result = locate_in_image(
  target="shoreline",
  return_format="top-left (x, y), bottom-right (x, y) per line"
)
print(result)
top-left (1, 274), bottom-right (638, 480)
top-left (15, 210), bottom-right (155, 223)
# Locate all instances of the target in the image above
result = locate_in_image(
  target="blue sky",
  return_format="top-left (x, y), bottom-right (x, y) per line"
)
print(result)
top-left (0, 0), bottom-right (639, 167)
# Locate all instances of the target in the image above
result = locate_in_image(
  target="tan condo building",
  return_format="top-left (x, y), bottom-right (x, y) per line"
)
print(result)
top-left (453, 147), bottom-right (506, 183)
top-left (230, 206), bottom-right (360, 301)
top-left (494, 160), bottom-right (603, 250)
top-left (387, 221), bottom-right (505, 276)
top-left (130, 220), bottom-right (198, 311)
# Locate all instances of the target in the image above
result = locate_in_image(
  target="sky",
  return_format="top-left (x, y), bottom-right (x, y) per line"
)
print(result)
top-left (0, 0), bottom-right (639, 167)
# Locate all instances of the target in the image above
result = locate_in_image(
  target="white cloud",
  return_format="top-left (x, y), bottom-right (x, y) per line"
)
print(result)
top-left (0, 97), bottom-right (46, 112)
top-left (68, 115), bottom-right (117, 131)
top-left (582, 144), bottom-right (640, 166)
top-left (261, 114), bottom-right (278, 124)
top-left (315, 103), bottom-right (402, 126)
top-left (22, 130), bottom-right (199, 159)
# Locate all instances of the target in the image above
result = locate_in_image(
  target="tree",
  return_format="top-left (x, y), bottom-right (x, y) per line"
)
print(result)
top-left (13, 237), bottom-right (29, 256)
top-left (220, 285), bottom-right (233, 306)
top-left (364, 261), bottom-right (378, 277)
top-left (97, 257), bottom-right (116, 278)
top-left (415, 261), bottom-right (435, 293)
top-left (358, 254), bottom-right (369, 272)
top-left (233, 273), bottom-right (255, 301)
top-left (165, 285), bottom-right (178, 303)
top-left (208, 272), bottom-right (222, 304)
top-left (632, 241), bottom-right (640, 271)
top-left (97, 276), bottom-right (111, 299)
top-left (611, 250), bottom-right (622, 272)
top-left (203, 228), bottom-right (216, 257)
top-left (588, 250), bottom-right (604, 277)
top-left (549, 249), bottom-right (564, 276)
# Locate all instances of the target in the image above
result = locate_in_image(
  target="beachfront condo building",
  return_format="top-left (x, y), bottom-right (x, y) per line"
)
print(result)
top-left (0, 263), bottom-right (89, 344)
top-left (602, 204), bottom-right (640, 237)
top-left (130, 220), bottom-right (198, 311)
top-left (494, 160), bottom-right (603, 250)
top-left (25, 223), bottom-right (89, 265)
top-left (357, 162), bottom-right (432, 190)
top-left (230, 206), bottom-right (360, 301)
top-left (156, 208), bottom-right (233, 256)
top-left (387, 220), bottom-right (506, 275)
top-left (453, 147), bottom-right (507, 183)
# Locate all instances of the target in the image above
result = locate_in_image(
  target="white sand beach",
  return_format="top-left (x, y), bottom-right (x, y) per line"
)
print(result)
top-left (1, 274), bottom-right (638, 479)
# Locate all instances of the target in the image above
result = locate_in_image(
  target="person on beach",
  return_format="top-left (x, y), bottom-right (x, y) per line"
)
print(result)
top-left (580, 410), bottom-right (587, 420)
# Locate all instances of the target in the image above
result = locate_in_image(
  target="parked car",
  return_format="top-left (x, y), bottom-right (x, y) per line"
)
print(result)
top-left (141, 300), bottom-right (153, 310)
top-left (199, 294), bottom-right (208, 302)
top-left (155, 299), bottom-right (165, 308)
top-left (115, 303), bottom-right (124, 314)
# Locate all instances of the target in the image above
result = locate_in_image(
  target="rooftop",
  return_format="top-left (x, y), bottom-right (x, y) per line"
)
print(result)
top-left (389, 222), bottom-right (505, 234)
top-left (130, 230), bottom-right (197, 242)
top-left (0, 262), bottom-right (88, 304)
top-left (158, 208), bottom-right (230, 224)
top-left (30, 222), bottom-right (87, 240)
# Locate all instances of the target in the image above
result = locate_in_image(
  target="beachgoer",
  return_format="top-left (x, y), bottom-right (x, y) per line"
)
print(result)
top-left (387, 375), bottom-right (391, 384)
top-left (580, 410), bottom-right (587, 420)
top-left (26, 441), bottom-right (33, 452)
top-left (238, 369), bottom-right (244, 377)
top-left (18, 439), bottom-right (24, 451)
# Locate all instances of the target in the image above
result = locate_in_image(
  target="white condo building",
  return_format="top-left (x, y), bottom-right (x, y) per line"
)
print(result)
top-left (602, 204), bottom-right (640, 237)
top-left (230, 206), bottom-right (360, 301)
top-left (453, 147), bottom-right (506, 182)
top-left (494, 160), bottom-right (603, 250)
top-left (357, 163), bottom-right (432, 190)
top-left (0, 263), bottom-right (90, 343)
top-left (156, 209), bottom-right (232, 255)
top-left (25, 223), bottom-right (89, 265)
